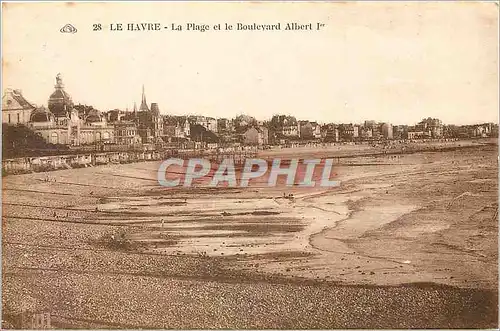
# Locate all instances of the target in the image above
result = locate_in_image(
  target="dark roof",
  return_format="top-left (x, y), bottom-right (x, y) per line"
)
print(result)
top-left (139, 100), bottom-right (149, 111)
top-left (30, 106), bottom-right (53, 122)
top-left (49, 89), bottom-right (71, 100)
top-left (48, 86), bottom-right (74, 116)
top-left (164, 115), bottom-right (187, 126)
top-left (85, 109), bottom-right (103, 123)
top-left (151, 103), bottom-right (160, 115)
top-left (245, 126), bottom-right (266, 134)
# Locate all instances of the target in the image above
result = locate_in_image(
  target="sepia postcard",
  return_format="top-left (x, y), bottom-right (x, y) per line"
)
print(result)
top-left (1, 1), bottom-right (499, 329)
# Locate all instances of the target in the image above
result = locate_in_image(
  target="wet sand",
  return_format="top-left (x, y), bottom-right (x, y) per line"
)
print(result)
top-left (2, 140), bottom-right (498, 328)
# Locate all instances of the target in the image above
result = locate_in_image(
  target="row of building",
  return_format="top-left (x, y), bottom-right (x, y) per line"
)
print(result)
top-left (2, 74), bottom-right (498, 148)
top-left (2, 74), bottom-right (163, 147)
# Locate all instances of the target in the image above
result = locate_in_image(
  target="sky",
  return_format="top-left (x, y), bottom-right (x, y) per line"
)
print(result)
top-left (2, 2), bottom-right (498, 125)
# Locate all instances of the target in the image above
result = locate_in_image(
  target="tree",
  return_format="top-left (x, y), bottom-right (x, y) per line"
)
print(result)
top-left (2, 124), bottom-right (68, 158)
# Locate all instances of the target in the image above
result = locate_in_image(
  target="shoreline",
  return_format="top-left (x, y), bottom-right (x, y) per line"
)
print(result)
top-left (2, 143), bottom-right (498, 328)
top-left (2, 137), bottom-right (496, 176)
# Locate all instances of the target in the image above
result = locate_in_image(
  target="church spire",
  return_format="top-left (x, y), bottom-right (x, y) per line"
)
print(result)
top-left (139, 84), bottom-right (149, 111)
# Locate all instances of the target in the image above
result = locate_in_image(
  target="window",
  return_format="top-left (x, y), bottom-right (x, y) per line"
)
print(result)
top-left (50, 132), bottom-right (58, 144)
top-left (17, 113), bottom-right (20, 123)
top-left (8, 114), bottom-right (11, 123)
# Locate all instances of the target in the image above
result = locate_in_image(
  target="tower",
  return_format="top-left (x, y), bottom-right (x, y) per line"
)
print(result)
top-left (139, 84), bottom-right (149, 111)
top-left (48, 73), bottom-right (74, 117)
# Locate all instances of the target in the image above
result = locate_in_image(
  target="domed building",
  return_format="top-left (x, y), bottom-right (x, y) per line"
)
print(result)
top-left (29, 104), bottom-right (71, 145)
top-left (28, 74), bottom-right (114, 146)
top-left (48, 73), bottom-right (74, 118)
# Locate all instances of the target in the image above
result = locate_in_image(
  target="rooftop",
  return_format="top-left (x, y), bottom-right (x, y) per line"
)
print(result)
top-left (2, 88), bottom-right (35, 111)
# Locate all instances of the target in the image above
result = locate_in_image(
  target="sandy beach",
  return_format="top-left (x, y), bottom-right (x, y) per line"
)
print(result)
top-left (2, 140), bottom-right (498, 328)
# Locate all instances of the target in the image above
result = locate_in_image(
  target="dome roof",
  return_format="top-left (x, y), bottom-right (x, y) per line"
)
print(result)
top-left (48, 74), bottom-right (74, 116)
top-left (49, 89), bottom-right (72, 100)
top-left (30, 106), bottom-right (54, 122)
top-left (85, 108), bottom-right (103, 123)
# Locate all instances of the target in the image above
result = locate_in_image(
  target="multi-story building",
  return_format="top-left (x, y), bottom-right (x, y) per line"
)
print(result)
top-left (353, 125), bottom-right (359, 139)
top-left (114, 121), bottom-right (141, 145)
top-left (392, 125), bottom-right (407, 140)
top-left (321, 124), bottom-right (339, 142)
top-left (469, 123), bottom-right (497, 138)
top-left (217, 118), bottom-right (232, 133)
top-left (269, 115), bottom-right (299, 139)
top-left (364, 120), bottom-right (376, 128)
top-left (107, 108), bottom-right (131, 122)
top-left (205, 117), bottom-right (217, 133)
top-left (381, 123), bottom-right (393, 139)
top-left (135, 86), bottom-right (163, 143)
top-left (372, 124), bottom-right (382, 140)
top-left (491, 123), bottom-right (499, 137)
top-left (407, 130), bottom-right (425, 139)
top-left (338, 124), bottom-right (355, 141)
top-left (28, 74), bottom-right (114, 146)
top-left (2, 88), bottom-right (36, 125)
top-left (243, 126), bottom-right (269, 145)
top-left (280, 116), bottom-right (299, 137)
top-left (418, 117), bottom-right (443, 138)
top-left (359, 126), bottom-right (373, 140)
top-left (298, 120), bottom-right (312, 139)
top-left (298, 121), bottom-right (322, 140)
top-left (188, 115), bottom-right (217, 133)
top-left (163, 115), bottom-right (190, 140)
top-left (362, 120), bottom-right (380, 140)
top-left (234, 114), bottom-right (257, 129)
